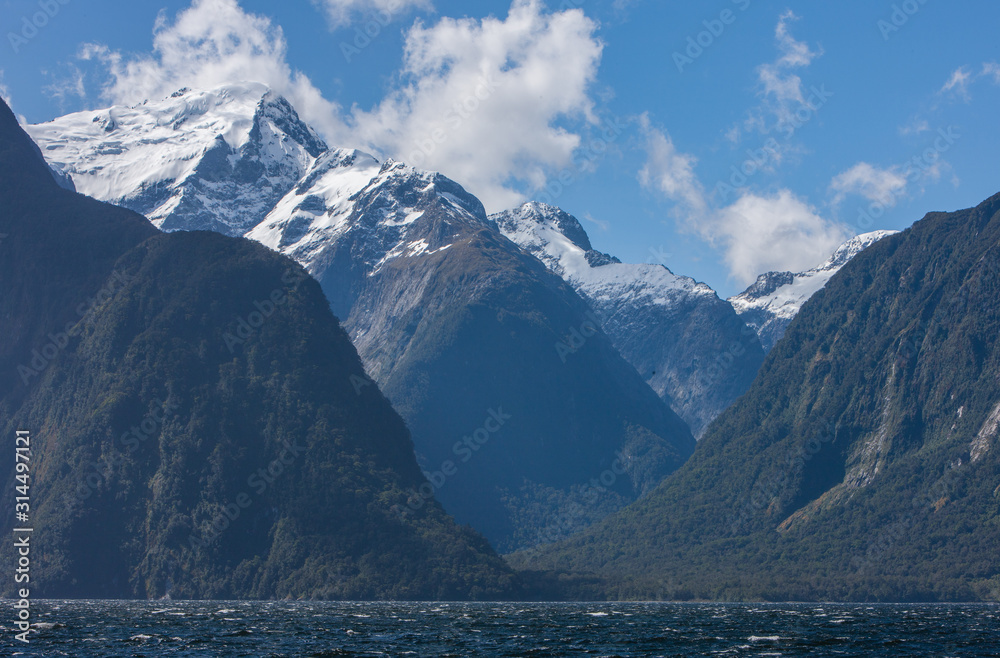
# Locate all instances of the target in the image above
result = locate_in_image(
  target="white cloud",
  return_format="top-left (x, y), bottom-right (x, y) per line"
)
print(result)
top-left (983, 61), bottom-right (1000, 84)
top-left (0, 70), bottom-right (9, 105)
top-left (43, 64), bottom-right (87, 110)
top-left (898, 117), bottom-right (929, 136)
top-left (313, 0), bottom-right (432, 28)
top-left (829, 162), bottom-right (908, 207)
top-left (745, 10), bottom-right (822, 135)
top-left (83, 0), bottom-right (602, 212)
top-left (714, 190), bottom-right (851, 284)
top-left (639, 116), bottom-right (847, 283)
top-left (940, 66), bottom-right (972, 101)
top-left (349, 0), bottom-right (604, 210)
top-left (638, 116), bottom-right (707, 216)
top-left (638, 15), bottom-right (843, 283)
top-left (582, 212), bottom-right (609, 231)
top-left (81, 0), bottom-right (348, 141)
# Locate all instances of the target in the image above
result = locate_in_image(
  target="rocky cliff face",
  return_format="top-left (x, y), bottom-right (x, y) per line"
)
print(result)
top-left (250, 159), bottom-right (696, 553)
top-left (0, 96), bottom-right (518, 600)
top-left (515, 195), bottom-right (1000, 602)
top-left (30, 87), bottom-right (696, 553)
top-left (494, 202), bottom-right (765, 438)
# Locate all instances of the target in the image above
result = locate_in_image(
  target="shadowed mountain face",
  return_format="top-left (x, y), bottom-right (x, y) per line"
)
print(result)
top-left (251, 159), bottom-right (696, 553)
top-left (514, 193), bottom-right (1000, 602)
top-left (0, 97), bottom-right (518, 600)
top-left (494, 202), bottom-right (765, 438)
top-left (31, 86), bottom-right (697, 553)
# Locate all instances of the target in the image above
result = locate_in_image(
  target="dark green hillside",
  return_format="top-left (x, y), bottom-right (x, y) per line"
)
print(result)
top-left (0, 97), bottom-right (518, 600)
top-left (514, 193), bottom-right (1000, 602)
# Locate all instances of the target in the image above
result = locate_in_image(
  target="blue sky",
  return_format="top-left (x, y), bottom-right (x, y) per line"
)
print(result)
top-left (2, 0), bottom-right (999, 297)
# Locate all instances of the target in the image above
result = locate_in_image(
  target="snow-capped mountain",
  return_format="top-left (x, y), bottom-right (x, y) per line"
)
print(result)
top-left (494, 202), bottom-right (765, 438)
top-left (28, 86), bottom-right (695, 552)
top-left (27, 83), bottom-right (326, 235)
top-left (729, 230), bottom-right (899, 351)
top-left (248, 154), bottom-right (696, 552)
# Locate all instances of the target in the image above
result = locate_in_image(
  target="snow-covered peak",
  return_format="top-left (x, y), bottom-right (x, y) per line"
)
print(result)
top-left (730, 230), bottom-right (899, 351)
top-left (819, 230), bottom-right (899, 271)
top-left (28, 83), bottom-right (327, 235)
top-left (249, 151), bottom-right (492, 279)
top-left (494, 202), bottom-right (716, 306)
top-left (496, 201), bottom-right (594, 254)
top-left (247, 147), bottom-right (382, 256)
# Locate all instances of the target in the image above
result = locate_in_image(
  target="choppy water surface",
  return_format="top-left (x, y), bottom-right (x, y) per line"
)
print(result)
top-left (2, 600), bottom-right (998, 656)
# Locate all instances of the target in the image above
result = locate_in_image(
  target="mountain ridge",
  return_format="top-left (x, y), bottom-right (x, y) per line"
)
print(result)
top-left (512, 192), bottom-right (1000, 601)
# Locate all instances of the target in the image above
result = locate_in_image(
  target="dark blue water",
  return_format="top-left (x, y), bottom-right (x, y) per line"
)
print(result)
top-left (2, 600), bottom-right (998, 656)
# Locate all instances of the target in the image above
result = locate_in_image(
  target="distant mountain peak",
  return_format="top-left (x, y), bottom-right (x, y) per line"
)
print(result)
top-left (28, 83), bottom-right (326, 236)
top-left (729, 230), bottom-right (899, 351)
top-left (495, 201), bottom-right (764, 438)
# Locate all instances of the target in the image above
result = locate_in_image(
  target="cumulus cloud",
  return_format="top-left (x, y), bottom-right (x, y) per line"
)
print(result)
top-left (349, 0), bottom-right (603, 210)
top-left (829, 162), bottom-right (908, 207)
top-left (636, 18), bottom-right (845, 285)
top-left (640, 115), bottom-right (849, 284)
top-left (313, 0), bottom-right (432, 28)
top-left (714, 191), bottom-right (851, 283)
top-left (0, 70), bottom-right (9, 105)
top-left (80, 0), bottom-right (348, 141)
top-left (638, 115), bottom-right (707, 216)
top-left (82, 0), bottom-right (602, 212)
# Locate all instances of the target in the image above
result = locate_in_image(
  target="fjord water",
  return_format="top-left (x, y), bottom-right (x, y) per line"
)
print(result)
top-left (4, 601), bottom-right (997, 656)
